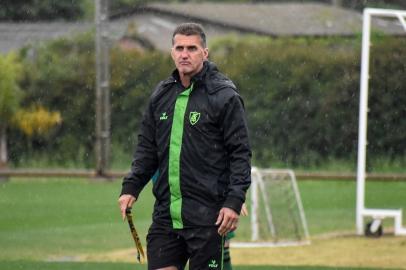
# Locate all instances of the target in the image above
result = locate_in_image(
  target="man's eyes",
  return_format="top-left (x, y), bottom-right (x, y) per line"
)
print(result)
top-left (175, 46), bottom-right (198, 52)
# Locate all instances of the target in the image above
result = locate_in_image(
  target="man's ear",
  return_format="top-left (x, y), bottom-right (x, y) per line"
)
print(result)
top-left (170, 48), bottom-right (176, 61)
top-left (203, 48), bottom-right (209, 60)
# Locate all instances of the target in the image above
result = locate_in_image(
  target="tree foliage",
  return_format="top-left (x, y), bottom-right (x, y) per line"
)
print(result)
top-left (210, 35), bottom-right (405, 166)
top-left (12, 33), bottom-right (173, 166)
top-left (211, 37), bottom-right (353, 165)
top-left (1, 52), bottom-right (61, 166)
top-left (0, 52), bottom-right (22, 166)
top-left (367, 37), bottom-right (406, 160)
top-left (0, 0), bottom-right (85, 21)
top-left (0, 53), bottom-right (22, 124)
top-left (9, 33), bottom-right (406, 168)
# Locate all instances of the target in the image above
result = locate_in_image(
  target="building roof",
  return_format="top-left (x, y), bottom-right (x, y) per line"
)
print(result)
top-left (0, 22), bottom-right (93, 53)
top-left (118, 2), bottom-right (405, 50)
top-left (147, 2), bottom-right (363, 37)
top-left (0, 2), bottom-right (405, 54)
top-left (145, 2), bottom-right (405, 36)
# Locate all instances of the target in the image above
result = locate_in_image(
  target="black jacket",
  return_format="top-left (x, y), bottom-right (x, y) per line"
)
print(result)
top-left (121, 61), bottom-right (251, 228)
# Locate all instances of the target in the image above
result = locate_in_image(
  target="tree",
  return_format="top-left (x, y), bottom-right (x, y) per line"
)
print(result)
top-left (0, 53), bottom-right (22, 167)
top-left (0, 52), bottom-right (62, 168)
top-left (210, 35), bottom-right (405, 167)
top-left (0, 0), bottom-right (84, 21)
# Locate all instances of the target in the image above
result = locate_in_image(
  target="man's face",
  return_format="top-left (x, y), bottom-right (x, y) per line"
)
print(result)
top-left (171, 34), bottom-right (209, 77)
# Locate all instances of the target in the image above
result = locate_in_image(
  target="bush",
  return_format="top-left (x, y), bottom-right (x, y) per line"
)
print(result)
top-left (10, 33), bottom-right (173, 167)
top-left (9, 33), bottom-right (406, 170)
top-left (211, 35), bottom-right (405, 167)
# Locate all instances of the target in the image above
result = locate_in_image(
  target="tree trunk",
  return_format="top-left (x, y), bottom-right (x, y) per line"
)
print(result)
top-left (0, 125), bottom-right (9, 182)
top-left (0, 125), bottom-right (7, 168)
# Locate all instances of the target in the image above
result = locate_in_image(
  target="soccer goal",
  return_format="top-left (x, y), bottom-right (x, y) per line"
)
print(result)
top-left (356, 8), bottom-right (406, 236)
top-left (232, 167), bottom-right (310, 248)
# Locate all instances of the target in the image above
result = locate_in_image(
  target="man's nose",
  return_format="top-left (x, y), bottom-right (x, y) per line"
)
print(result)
top-left (180, 49), bottom-right (189, 58)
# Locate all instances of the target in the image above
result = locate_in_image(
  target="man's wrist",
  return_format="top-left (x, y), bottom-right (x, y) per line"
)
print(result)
top-left (223, 196), bottom-right (243, 214)
top-left (120, 183), bottom-right (139, 198)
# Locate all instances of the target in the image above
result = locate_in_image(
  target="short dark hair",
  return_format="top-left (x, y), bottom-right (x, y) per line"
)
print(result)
top-left (172, 22), bottom-right (207, 48)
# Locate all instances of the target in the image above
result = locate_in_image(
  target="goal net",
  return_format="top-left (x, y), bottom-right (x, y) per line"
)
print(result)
top-left (232, 167), bottom-right (310, 247)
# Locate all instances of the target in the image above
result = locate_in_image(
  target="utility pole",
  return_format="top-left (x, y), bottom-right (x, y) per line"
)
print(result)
top-left (95, 0), bottom-right (110, 177)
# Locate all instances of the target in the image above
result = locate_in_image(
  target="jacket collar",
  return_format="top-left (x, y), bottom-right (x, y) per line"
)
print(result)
top-left (165, 61), bottom-right (215, 86)
top-left (191, 61), bottom-right (211, 83)
top-left (162, 61), bottom-right (234, 95)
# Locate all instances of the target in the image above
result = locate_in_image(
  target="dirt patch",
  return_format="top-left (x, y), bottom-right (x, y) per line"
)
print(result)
top-left (230, 235), bottom-right (406, 269)
top-left (77, 234), bottom-right (406, 269)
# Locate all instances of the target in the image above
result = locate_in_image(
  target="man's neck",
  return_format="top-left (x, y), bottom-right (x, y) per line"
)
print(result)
top-left (179, 74), bottom-right (192, 88)
top-left (178, 63), bottom-right (205, 88)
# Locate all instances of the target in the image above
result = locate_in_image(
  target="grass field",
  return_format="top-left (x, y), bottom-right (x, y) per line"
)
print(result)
top-left (1, 177), bottom-right (406, 269)
top-left (1, 261), bottom-right (395, 270)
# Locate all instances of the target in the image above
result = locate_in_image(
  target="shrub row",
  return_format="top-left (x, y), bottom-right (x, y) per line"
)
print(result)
top-left (9, 34), bottom-right (406, 168)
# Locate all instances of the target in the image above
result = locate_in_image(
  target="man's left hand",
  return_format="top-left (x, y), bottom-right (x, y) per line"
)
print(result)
top-left (215, 207), bottom-right (239, 236)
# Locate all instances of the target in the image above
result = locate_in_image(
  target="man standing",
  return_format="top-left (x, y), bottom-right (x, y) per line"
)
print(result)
top-left (118, 22), bottom-right (251, 270)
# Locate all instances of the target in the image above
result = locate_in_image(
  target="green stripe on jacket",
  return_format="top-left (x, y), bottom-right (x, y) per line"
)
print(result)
top-left (168, 83), bottom-right (193, 229)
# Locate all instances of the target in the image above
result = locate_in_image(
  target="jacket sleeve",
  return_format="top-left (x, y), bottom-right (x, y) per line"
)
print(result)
top-left (120, 97), bottom-right (158, 199)
top-left (220, 92), bottom-right (252, 213)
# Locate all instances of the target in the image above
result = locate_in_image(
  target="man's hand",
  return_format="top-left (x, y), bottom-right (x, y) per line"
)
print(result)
top-left (215, 207), bottom-right (239, 236)
top-left (118, 194), bottom-right (136, 220)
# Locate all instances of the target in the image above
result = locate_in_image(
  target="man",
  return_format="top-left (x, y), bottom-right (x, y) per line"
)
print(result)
top-left (118, 22), bottom-right (251, 270)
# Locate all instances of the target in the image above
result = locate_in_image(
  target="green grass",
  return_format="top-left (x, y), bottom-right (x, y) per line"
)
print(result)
top-left (0, 261), bottom-right (396, 270)
top-left (0, 178), bottom-right (154, 260)
top-left (1, 177), bottom-right (405, 269)
top-left (303, 180), bottom-right (406, 234)
top-left (12, 146), bottom-right (406, 173)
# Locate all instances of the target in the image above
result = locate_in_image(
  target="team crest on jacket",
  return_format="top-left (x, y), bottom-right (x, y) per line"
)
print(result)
top-left (189, 111), bottom-right (200, 125)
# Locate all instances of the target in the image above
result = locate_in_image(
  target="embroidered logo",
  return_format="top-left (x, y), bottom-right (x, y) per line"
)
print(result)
top-left (208, 259), bottom-right (218, 268)
top-left (189, 111), bottom-right (200, 125)
top-left (160, 112), bottom-right (168, 120)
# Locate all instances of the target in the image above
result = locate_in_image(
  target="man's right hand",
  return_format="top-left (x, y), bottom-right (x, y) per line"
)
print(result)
top-left (118, 194), bottom-right (136, 220)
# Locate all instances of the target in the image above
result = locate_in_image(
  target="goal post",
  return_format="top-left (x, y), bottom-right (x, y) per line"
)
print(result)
top-left (232, 167), bottom-right (310, 247)
top-left (356, 8), bottom-right (406, 236)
